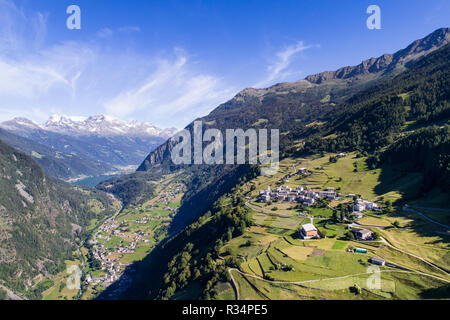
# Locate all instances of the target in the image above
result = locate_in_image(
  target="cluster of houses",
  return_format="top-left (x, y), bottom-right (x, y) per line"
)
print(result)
top-left (352, 198), bottom-right (379, 219)
top-left (157, 183), bottom-right (184, 204)
top-left (86, 218), bottom-right (153, 287)
top-left (260, 184), bottom-right (379, 221)
top-left (85, 243), bottom-right (123, 286)
top-left (260, 185), bottom-right (337, 207)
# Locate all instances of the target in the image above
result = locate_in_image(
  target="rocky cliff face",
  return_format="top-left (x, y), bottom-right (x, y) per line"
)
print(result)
top-left (306, 28), bottom-right (450, 84)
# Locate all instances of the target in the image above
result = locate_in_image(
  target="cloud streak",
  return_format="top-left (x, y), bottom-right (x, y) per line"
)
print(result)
top-left (254, 41), bottom-right (316, 88)
top-left (105, 52), bottom-right (235, 127)
top-left (0, 0), bottom-right (235, 128)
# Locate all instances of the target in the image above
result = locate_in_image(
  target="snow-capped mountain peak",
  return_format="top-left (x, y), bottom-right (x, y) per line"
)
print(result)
top-left (42, 114), bottom-right (178, 138)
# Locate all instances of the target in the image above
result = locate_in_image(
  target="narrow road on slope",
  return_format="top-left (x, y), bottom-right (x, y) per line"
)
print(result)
top-left (403, 205), bottom-right (450, 230)
top-left (378, 236), bottom-right (449, 276)
top-left (228, 269), bottom-right (240, 300)
top-left (0, 284), bottom-right (26, 300)
top-left (227, 267), bottom-right (450, 300)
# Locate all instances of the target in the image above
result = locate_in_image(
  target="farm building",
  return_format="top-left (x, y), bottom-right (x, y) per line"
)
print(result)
top-left (352, 212), bottom-right (364, 219)
top-left (352, 229), bottom-right (373, 240)
top-left (300, 223), bottom-right (319, 240)
top-left (370, 257), bottom-right (385, 266)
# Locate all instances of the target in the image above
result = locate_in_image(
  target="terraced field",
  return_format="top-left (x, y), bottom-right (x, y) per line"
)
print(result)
top-left (215, 154), bottom-right (450, 300)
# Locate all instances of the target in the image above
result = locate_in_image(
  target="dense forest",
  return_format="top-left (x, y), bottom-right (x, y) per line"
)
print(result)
top-left (373, 125), bottom-right (450, 194)
top-left (300, 43), bottom-right (450, 155)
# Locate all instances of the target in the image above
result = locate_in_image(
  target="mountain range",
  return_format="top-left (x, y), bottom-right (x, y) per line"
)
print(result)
top-left (0, 116), bottom-right (178, 181)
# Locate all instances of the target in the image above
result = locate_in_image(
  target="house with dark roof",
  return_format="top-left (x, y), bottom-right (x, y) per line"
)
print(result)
top-left (370, 257), bottom-right (385, 266)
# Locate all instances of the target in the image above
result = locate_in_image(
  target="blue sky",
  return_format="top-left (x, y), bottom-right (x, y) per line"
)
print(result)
top-left (0, 0), bottom-right (448, 128)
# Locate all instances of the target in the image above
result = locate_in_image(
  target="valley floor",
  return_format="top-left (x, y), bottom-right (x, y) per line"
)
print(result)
top-left (40, 173), bottom-right (186, 300)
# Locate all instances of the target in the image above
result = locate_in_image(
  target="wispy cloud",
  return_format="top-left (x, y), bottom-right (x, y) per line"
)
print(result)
top-left (0, 0), bottom-right (93, 121)
top-left (118, 26), bottom-right (141, 33)
top-left (96, 26), bottom-right (141, 39)
top-left (97, 27), bottom-right (114, 39)
top-left (0, 0), bottom-right (234, 128)
top-left (105, 51), bottom-right (235, 127)
top-left (254, 41), bottom-right (317, 88)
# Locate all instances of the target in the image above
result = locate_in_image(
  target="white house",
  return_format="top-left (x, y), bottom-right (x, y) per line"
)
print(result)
top-left (300, 223), bottom-right (319, 239)
top-left (365, 201), bottom-right (378, 210)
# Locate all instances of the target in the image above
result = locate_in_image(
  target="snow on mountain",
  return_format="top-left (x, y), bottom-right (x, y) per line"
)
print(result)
top-left (0, 118), bottom-right (43, 138)
top-left (2, 114), bottom-right (178, 139)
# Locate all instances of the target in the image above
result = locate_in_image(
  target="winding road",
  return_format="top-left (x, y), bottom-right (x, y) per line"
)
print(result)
top-left (227, 267), bottom-right (450, 300)
top-left (403, 205), bottom-right (450, 230)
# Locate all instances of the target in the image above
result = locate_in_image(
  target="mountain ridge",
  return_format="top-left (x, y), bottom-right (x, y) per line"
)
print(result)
top-left (137, 28), bottom-right (450, 171)
top-left (305, 27), bottom-right (450, 84)
top-left (1, 115), bottom-right (178, 139)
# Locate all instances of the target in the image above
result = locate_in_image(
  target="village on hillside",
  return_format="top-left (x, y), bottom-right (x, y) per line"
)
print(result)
top-left (257, 163), bottom-right (386, 266)
top-left (81, 182), bottom-right (185, 295)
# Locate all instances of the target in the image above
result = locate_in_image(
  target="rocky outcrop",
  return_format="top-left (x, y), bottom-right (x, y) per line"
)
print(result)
top-left (306, 28), bottom-right (449, 84)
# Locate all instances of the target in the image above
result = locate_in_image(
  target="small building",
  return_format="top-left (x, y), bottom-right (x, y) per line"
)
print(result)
top-left (300, 223), bottom-right (319, 240)
top-left (353, 212), bottom-right (364, 219)
top-left (261, 194), bottom-right (271, 202)
top-left (370, 257), bottom-right (385, 266)
top-left (365, 201), bottom-right (378, 210)
top-left (355, 248), bottom-right (367, 254)
top-left (353, 229), bottom-right (373, 240)
top-left (303, 197), bottom-right (315, 207)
